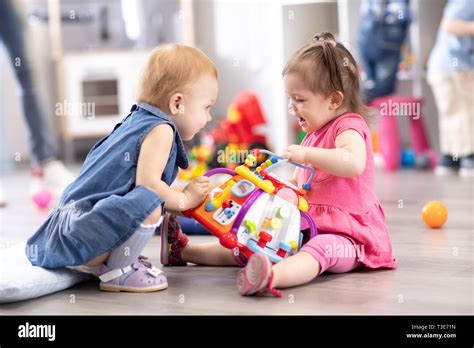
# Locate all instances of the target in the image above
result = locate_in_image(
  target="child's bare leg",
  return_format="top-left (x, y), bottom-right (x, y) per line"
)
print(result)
top-left (85, 204), bottom-right (162, 267)
top-left (271, 251), bottom-right (320, 288)
top-left (85, 252), bottom-right (110, 266)
top-left (181, 242), bottom-right (238, 266)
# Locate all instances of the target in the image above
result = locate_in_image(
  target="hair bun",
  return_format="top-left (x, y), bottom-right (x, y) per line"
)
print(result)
top-left (312, 32), bottom-right (337, 47)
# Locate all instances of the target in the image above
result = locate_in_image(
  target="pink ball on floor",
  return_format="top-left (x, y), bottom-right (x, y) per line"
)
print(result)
top-left (32, 188), bottom-right (53, 210)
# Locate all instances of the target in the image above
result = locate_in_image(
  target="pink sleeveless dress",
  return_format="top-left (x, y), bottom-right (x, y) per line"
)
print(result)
top-left (296, 113), bottom-right (397, 269)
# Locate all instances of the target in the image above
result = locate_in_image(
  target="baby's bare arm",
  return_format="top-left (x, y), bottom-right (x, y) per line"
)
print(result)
top-left (302, 129), bottom-right (366, 178)
top-left (136, 124), bottom-right (190, 211)
top-left (441, 19), bottom-right (474, 36)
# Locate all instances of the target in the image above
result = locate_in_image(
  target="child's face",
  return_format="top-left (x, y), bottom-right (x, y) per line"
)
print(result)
top-left (172, 74), bottom-right (218, 141)
top-left (284, 73), bottom-right (335, 133)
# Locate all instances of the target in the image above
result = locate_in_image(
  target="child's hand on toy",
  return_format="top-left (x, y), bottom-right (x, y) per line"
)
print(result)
top-left (282, 145), bottom-right (306, 163)
top-left (183, 176), bottom-right (210, 209)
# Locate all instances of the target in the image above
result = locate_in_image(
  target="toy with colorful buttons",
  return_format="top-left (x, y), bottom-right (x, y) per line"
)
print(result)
top-left (183, 149), bottom-right (318, 263)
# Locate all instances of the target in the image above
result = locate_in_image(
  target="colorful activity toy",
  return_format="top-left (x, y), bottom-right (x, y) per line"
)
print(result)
top-left (183, 149), bottom-right (318, 263)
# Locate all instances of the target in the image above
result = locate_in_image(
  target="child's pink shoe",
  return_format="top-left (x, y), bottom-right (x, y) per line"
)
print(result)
top-left (99, 256), bottom-right (168, 292)
top-left (160, 213), bottom-right (189, 266)
top-left (237, 253), bottom-right (282, 297)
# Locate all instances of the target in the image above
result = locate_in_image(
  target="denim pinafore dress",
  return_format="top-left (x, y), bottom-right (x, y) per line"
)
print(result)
top-left (26, 103), bottom-right (188, 268)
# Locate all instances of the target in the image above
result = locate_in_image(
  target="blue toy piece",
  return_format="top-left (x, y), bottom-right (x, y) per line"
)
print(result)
top-left (401, 149), bottom-right (415, 167)
top-left (278, 241), bottom-right (292, 253)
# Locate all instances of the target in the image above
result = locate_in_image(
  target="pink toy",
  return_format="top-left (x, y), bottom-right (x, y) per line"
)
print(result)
top-left (370, 96), bottom-right (437, 171)
top-left (31, 188), bottom-right (53, 210)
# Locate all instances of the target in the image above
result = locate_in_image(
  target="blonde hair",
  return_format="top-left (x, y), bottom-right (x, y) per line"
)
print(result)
top-left (137, 44), bottom-right (217, 112)
top-left (283, 32), bottom-right (369, 122)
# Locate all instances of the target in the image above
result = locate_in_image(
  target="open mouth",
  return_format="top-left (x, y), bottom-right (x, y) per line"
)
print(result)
top-left (298, 116), bottom-right (306, 127)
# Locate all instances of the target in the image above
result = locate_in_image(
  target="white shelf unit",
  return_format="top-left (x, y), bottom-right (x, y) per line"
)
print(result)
top-left (48, 0), bottom-right (195, 162)
top-left (60, 50), bottom-right (149, 139)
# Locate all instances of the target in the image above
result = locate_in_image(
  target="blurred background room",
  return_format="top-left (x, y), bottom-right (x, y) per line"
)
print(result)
top-left (0, 0), bottom-right (472, 315)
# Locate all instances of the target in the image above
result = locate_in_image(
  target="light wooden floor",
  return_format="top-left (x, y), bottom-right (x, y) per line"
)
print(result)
top-left (0, 167), bottom-right (472, 315)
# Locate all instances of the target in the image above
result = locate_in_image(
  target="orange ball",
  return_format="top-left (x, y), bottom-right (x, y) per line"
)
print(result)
top-left (421, 201), bottom-right (448, 228)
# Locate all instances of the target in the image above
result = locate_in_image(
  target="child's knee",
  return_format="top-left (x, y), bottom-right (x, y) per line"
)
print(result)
top-left (143, 205), bottom-right (162, 225)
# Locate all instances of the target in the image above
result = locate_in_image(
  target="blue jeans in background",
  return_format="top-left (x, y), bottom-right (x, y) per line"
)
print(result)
top-left (357, 17), bottom-right (410, 102)
top-left (0, 0), bottom-right (56, 166)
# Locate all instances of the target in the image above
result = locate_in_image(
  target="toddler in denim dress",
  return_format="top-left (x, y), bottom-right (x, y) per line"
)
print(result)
top-left (26, 44), bottom-right (218, 292)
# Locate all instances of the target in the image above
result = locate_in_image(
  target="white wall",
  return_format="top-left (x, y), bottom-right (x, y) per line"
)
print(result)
top-left (194, 0), bottom-right (283, 149)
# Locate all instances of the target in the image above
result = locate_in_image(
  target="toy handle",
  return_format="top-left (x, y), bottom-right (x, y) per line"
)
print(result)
top-left (301, 211), bottom-right (318, 239)
top-left (257, 149), bottom-right (315, 191)
top-left (203, 168), bottom-right (236, 177)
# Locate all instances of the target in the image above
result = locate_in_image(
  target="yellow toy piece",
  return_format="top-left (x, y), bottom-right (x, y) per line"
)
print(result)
top-left (178, 162), bottom-right (207, 181)
top-left (298, 197), bottom-right (308, 212)
top-left (235, 165), bottom-right (275, 193)
top-left (227, 104), bottom-right (241, 123)
top-left (258, 179), bottom-right (275, 193)
top-left (270, 217), bottom-right (282, 230)
top-left (244, 158), bottom-right (254, 167)
top-left (178, 144), bottom-right (211, 181)
top-left (245, 154), bottom-right (256, 167)
top-left (289, 240), bottom-right (298, 250)
top-left (261, 218), bottom-right (272, 230)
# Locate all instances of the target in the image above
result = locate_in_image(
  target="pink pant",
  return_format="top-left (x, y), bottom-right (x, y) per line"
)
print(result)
top-left (236, 233), bottom-right (362, 275)
top-left (300, 233), bottom-right (363, 274)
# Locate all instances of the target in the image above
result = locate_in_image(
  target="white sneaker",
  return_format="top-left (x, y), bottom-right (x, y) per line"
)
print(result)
top-left (41, 160), bottom-right (76, 196)
top-left (459, 167), bottom-right (474, 178)
top-left (0, 180), bottom-right (6, 207)
top-left (434, 166), bottom-right (459, 176)
top-left (459, 155), bottom-right (474, 178)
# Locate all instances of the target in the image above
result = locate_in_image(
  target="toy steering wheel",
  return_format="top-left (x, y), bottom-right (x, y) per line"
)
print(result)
top-left (254, 149), bottom-right (316, 191)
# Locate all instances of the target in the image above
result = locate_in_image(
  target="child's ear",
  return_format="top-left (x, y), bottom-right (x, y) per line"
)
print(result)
top-left (329, 91), bottom-right (344, 110)
top-left (169, 93), bottom-right (184, 115)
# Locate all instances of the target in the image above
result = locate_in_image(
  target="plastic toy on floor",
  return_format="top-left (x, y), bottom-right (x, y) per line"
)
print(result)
top-left (178, 90), bottom-right (269, 181)
top-left (207, 90), bottom-right (269, 169)
top-left (369, 96), bottom-right (437, 171)
top-left (422, 201), bottom-right (448, 228)
top-left (178, 144), bottom-right (212, 181)
top-left (30, 169), bottom-right (53, 211)
top-left (183, 149), bottom-right (318, 263)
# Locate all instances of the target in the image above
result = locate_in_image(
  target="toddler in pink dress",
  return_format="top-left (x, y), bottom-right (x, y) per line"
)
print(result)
top-left (296, 112), bottom-right (397, 272)
top-left (161, 32), bottom-right (397, 297)
top-left (236, 32), bottom-right (397, 296)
